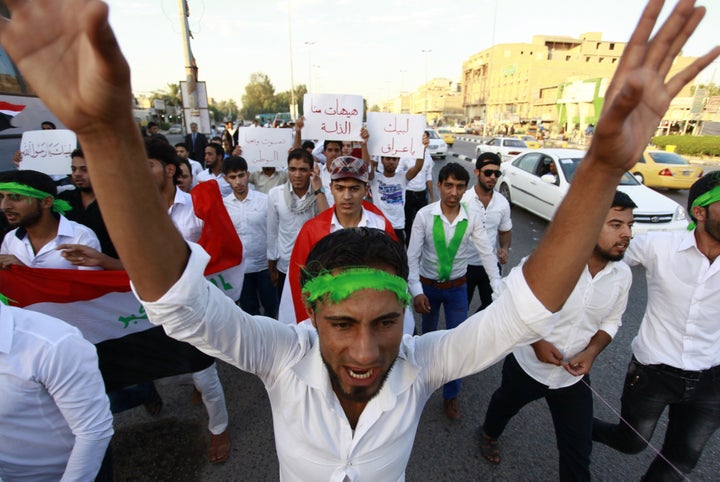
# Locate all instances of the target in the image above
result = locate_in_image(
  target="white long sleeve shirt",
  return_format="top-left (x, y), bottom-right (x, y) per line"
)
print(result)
top-left (626, 230), bottom-right (720, 370)
top-left (136, 242), bottom-right (553, 481)
top-left (461, 189), bottom-right (512, 265)
top-left (407, 202), bottom-right (501, 297)
top-left (266, 184), bottom-right (319, 274)
top-left (0, 305), bottom-right (113, 481)
top-left (514, 259), bottom-right (631, 388)
top-left (223, 190), bottom-right (269, 273)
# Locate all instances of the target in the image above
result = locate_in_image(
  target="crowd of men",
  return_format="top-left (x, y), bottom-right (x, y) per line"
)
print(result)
top-left (0, 0), bottom-right (719, 480)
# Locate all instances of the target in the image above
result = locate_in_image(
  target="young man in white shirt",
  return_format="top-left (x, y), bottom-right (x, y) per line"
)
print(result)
top-left (0, 170), bottom-right (100, 270)
top-left (223, 156), bottom-right (278, 318)
top-left (462, 152), bottom-right (512, 312)
top-left (480, 191), bottom-right (635, 480)
top-left (407, 162), bottom-right (502, 420)
top-left (593, 171), bottom-right (720, 480)
top-left (4, 0), bottom-right (713, 479)
top-left (196, 142), bottom-right (232, 197)
top-left (0, 302), bottom-right (113, 481)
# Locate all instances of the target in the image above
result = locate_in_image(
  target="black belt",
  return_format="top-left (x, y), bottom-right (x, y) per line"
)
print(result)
top-left (420, 275), bottom-right (467, 289)
top-left (638, 356), bottom-right (720, 380)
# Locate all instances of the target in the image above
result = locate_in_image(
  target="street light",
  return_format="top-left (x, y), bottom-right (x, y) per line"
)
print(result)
top-left (305, 41), bottom-right (316, 92)
top-left (421, 49), bottom-right (432, 125)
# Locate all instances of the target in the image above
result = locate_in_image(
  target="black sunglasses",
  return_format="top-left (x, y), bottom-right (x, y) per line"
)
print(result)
top-left (482, 169), bottom-right (502, 178)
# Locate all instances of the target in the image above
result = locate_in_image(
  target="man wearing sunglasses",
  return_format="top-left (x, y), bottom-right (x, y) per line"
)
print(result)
top-left (462, 152), bottom-right (512, 313)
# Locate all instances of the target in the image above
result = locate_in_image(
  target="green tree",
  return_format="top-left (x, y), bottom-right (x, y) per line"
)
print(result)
top-left (210, 98), bottom-right (239, 123)
top-left (691, 83), bottom-right (720, 96)
top-left (241, 72), bottom-right (280, 119)
top-left (276, 84), bottom-right (308, 118)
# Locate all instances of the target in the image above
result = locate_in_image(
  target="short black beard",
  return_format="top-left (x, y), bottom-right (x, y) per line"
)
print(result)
top-left (76, 186), bottom-right (93, 193)
top-left (321, 353), bottom-right (396, 404)
top-left (595, 245), bottom-right (625, 262)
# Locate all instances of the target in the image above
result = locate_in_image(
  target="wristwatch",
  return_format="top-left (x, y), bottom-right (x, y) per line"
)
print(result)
top-left (313, 187), bottom-right (325, 196)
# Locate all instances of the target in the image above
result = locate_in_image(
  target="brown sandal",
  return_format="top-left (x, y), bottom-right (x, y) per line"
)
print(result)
top-left (480, 432), bottom-right (501, 464)
top-left (209, 429), bottom-right (231, 464)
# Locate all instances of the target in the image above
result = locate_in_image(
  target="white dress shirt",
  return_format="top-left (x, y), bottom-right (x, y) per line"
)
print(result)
top-left (1, 215), bottom-right (100, 270)
top-left (626, 230), bottom-right (720, 370)
top-left (407, 202), bottom-right (501, 297)
top-left (514, 259), bottom-right (631, 388)
top-left (0, 304), bottom-right (113, 481)
top-left (249, 170), bottom-right (289, 194)
top-left (267, 184), bottom-right (319, 274)
top-left (399, 150), bottom-right (433, 192)
top-left (196, 169), bottom-right (232, 197)
top-left (135, 242), bottom-right (554, 482)
top-left (223, 190), bottom-right (268, 273)
top-left (168, 187), bottom-right (203, 243)
top-left (461, 188), bottom-right (512, 265)
top-left (188, 158), bottom-right (203, 188)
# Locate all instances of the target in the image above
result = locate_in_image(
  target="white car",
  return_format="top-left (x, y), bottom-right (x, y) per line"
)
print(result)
top-left (425, 129), bottom-right (448, 159)
top-left (496, 149), bottom-right (688, 234)
top-left (475, 136), bottom-right (529, 163)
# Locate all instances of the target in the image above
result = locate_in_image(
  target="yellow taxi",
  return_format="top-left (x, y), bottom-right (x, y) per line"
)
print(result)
top-left (436, 128), bottom-right (455, 147)
top-left (514, 134), bottom-right (541, 149)
top-left (631, 150), bottom-right (703, 190)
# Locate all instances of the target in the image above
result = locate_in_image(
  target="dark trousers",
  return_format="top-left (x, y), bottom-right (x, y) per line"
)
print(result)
top-left (484, 354), bottom-right (593, 482)
top-left (393, 228), bottom-right (406, 247)
top-left (593, 357), bottom-right (720, 481)
top-left (466, 264), bottom-right (497, 312)
top-left (239, 269), bottom-right (278, 319)
top-left (404, 189), bottom-right (428, 247)
top-left (276, 271), bottom-right (286, 300)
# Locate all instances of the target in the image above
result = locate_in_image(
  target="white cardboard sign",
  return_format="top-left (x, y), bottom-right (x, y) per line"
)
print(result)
top-left (366, 112), bottom-right (426, 158)
top-left (236, 127), bottom-right (292, 171)
top-left (302, 93), bottom-right (363, 141)
top-left (19, 129), bottom-right (77, 175)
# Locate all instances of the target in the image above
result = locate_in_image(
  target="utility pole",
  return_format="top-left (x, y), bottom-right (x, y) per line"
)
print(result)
top-left (287, 1), bottom-right (297, 120)
top-left (178, 0), bottom-right (198, 128)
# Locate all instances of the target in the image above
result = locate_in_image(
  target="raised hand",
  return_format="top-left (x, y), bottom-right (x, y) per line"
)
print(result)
top-left (0, 0), bottom-right (132, 136)
top-left (588, 0), bottom-right (720, 173)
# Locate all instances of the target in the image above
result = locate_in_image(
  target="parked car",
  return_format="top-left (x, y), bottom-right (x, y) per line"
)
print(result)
top-left (496, 149), bottom-right (688, 234)
top-left (514, 134), bottom-right (541, 149)
top-left (436, 128), bottom-right (455, 147)
top-left (451, 125), bottom-right (466, 134)
top-left (475, 136), bottom-right (529, 163)
top-left (425, 129), bottom-right (448, 159)
top-left (631, 150), bottom-right (703, 189)
top-left (167, 124), bottom-right (182, 135)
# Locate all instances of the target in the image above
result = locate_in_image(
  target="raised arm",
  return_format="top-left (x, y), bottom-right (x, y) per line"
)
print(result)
top-left (523, 0), bottom-right (719, 311)
top-left (0, 0), bottom-right (188, 301)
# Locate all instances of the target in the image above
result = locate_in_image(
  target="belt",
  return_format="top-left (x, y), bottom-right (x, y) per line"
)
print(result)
top-left (420, 275), bottom-right (466, 289)
top-left (638, 356), bottom-right (720, 380)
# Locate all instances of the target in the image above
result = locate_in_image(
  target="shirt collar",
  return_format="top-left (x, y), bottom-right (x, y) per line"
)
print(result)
top-left (0, 304), bottom-right (14, 354)
top-left (330, 208), bottom-right (369, 231)
top-left (431, 202), bottom-right (468, 224)
top-left (678, 229), bottom-right (700, 253)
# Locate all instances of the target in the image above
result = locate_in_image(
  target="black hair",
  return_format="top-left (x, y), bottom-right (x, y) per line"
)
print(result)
top-left (611, 190), bottom-right (637, 210)
top-left (145, 138), bottom-right (180, 183)
top-left (222, 156), bottom-right (249, 174)
top-left (301, 140), bottom-right (315, 151)
top-left (41, 121), bottom-right (56, 129)
top-left (288, 148), bottom-right (314, 169)
top-left (688, 171), bottom-right (720, 222)
top-left (71, 148), bottom-right (84, 158)
top-left (323, 140), bottom-right (342, 152)
top-left (438, 162), bottom-right (470, 184)
top-left (0, 169), bottom-right (57, 197)
top-left (475, 152), bottom-right (501, 169)
top-left (175, 142), bottom-right (189, 150)
top-left (300, 228), bottom-right (408, 308)
top-left (206, 142), bottom-right (225, 159)
top-left (147, 121), bottom-right (159, 129)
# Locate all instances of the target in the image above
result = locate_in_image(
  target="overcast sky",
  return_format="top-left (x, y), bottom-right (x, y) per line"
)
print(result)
top-left (106, 0), bottom-right (719, 107)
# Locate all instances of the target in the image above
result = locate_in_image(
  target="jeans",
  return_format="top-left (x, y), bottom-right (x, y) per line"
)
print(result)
top-left (239, 269), bottom-right (279, 319)
top-left (420, 280), bottom-right (469, 399)
top-left (465, 264), bottom-right (499, 313)
top-left (592, 357), bottom-right (720, 481)
top-left (483, 354), bottom-right (593, 482)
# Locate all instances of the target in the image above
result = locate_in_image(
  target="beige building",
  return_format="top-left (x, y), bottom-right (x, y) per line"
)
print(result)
top-left (381, 77), bottom-right (463, 126)
top-left (461, 32), bottom-right (695, 135)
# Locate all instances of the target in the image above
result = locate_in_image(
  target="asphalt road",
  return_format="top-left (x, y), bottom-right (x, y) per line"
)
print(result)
top-left (110, 140), bottom-right (720, 481)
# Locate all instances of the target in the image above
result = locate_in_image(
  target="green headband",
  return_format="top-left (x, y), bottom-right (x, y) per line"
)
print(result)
top-left (0, 182), bottom-right (71, 215)
top-left (302, 267), bottom-right (411, 307)
top-left (687, 185), bottom-right (720, 230)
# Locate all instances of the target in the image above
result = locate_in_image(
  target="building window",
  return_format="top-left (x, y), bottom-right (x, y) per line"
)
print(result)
top-left (566, 55), bottom-right (571, 61)
top-left (599, 57), bottom-right (604, 63)
top-left (586, 57), bottom-right (590, 62)
top-left (609, 43), bottom-right (615, 50)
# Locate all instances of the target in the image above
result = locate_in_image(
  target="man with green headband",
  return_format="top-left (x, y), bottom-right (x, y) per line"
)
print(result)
top-left (593, 171), bottom-right (720, 480)
top-left (0, 170), bottom-right (101, 270)
top-left (0, 0), bottom-right (715, 479)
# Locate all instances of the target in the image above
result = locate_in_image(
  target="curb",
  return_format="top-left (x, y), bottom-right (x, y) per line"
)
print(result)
top-left (451, 152), bottom-right (475, 163)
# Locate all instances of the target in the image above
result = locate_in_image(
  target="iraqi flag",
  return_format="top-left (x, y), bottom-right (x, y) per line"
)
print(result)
top-left (0, 180), bottom-right (244, 391)
top-left (0, 100), bottom-right (26, 132)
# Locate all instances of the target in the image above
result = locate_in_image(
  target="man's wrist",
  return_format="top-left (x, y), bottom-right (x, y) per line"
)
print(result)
top-left (313, 186), bottom-right (325, 196)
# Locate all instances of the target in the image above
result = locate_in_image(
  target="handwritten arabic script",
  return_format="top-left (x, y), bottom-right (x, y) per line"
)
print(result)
top-left (302, 93), bottom-right (364, 141)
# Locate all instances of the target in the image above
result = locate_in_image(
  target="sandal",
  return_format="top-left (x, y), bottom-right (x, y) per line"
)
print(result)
top-left (480, 432), bottom-right (501, 464)
top-left (209, 429), bottom-right (231, 464)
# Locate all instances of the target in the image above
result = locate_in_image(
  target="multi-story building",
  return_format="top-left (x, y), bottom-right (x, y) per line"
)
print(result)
top-left (462, 32), bottom-right (695, 136)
